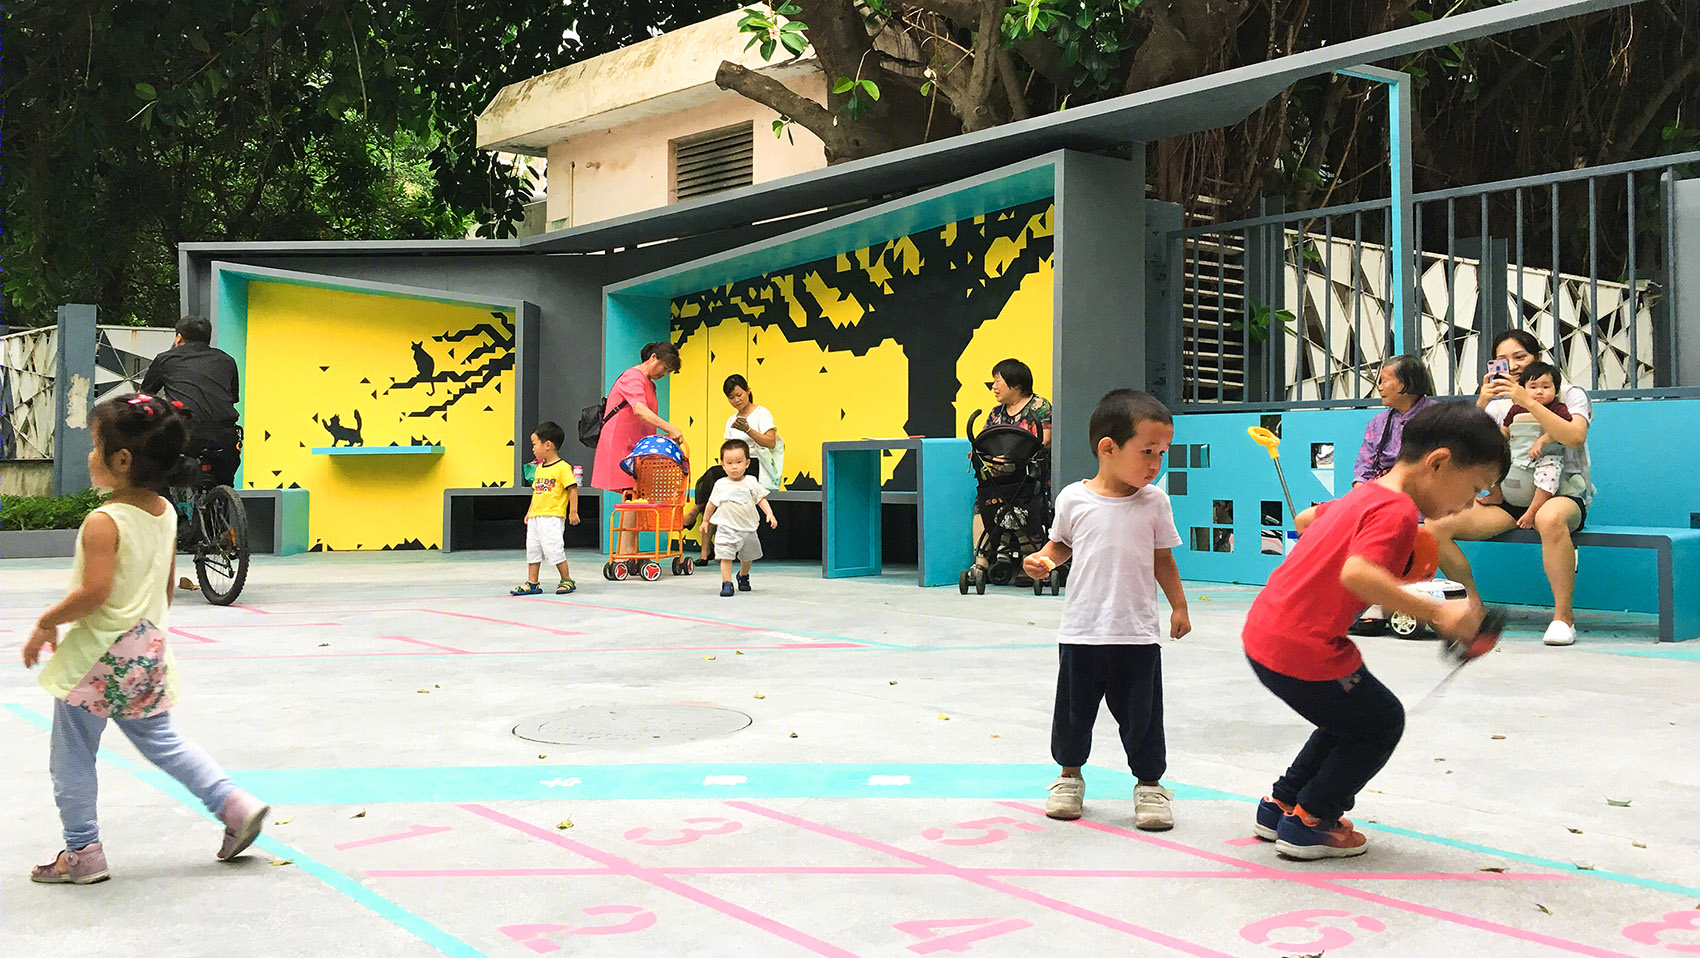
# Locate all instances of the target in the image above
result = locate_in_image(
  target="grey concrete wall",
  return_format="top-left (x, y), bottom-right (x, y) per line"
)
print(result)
top-left (1052, 150), bottom-right (1147, 487)
top-left (1675, 176), bottom-right (1700, 389)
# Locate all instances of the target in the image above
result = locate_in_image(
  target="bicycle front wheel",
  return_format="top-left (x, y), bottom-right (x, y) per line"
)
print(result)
top-left (194, 486), bottom-right (250, 605)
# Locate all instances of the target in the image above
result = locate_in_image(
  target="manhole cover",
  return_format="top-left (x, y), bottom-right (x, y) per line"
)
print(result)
top-left (513, 705), bottom-right (752, 746)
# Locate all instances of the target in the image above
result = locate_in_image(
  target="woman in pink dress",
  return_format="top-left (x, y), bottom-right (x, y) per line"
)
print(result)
top-left (591, 342), bottom-right (685, 559)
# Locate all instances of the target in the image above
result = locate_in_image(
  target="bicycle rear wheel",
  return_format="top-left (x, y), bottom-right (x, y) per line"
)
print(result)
top-left (194, 486), bottom-right (250, 605)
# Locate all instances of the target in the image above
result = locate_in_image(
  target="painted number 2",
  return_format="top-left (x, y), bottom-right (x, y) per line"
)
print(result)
top-left (1241, 909), bottom-right (1386, 952)
top-left (623, 817), bottom-right (742, 846)
top-left (1623, 911), bottom-right (1700, 953)
top-left (499, 907), bottom-right (657, 952)
top-left (895, 917), bottom-right (1034, 954)
top-left (921, 816), bottom-right (1044, 846)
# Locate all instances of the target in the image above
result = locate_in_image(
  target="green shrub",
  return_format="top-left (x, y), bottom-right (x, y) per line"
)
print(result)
top-left (0, 488), bottom-right (111, 531)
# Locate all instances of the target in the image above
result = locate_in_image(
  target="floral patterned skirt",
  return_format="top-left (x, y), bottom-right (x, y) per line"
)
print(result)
top-left (64, 620), bottom-right (175, 719)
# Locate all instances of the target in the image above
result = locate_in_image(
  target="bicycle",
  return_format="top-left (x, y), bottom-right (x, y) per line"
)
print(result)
top-left (171, 450), bottom-right (251, 606)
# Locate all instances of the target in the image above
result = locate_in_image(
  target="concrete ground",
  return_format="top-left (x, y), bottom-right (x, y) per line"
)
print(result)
top-left (2, 548), bottom-right (1697, 957)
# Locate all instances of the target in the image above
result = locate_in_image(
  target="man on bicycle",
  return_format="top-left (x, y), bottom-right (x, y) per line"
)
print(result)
top-left (141, 316), bottom-right (242, 488)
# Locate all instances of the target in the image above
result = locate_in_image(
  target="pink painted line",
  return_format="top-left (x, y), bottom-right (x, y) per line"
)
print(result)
top-left (417, 608), bottom-right (584, 637)
top-left (998, 802), bottom-right (1633, 958)
top-left (458, 803), bottom-right (860, 958)
top-left (178, 621), bottom-right (339, 628)
top-left (173, 643), bottom-right (859, 661)
top-left (381, 635), bottom-right (470, 654)
top-left (363, 863), bottom-right (1571, 882)
top-left (368, 867), bottom-right (615, 877)
top-left (727, 800), bottom-right (1237, 958)
top-left (333, 824), bottom-right (453, 850)
top-left (534, 598), bottom-right (776, 634)
top-left (169, 627), bottom-right (218, 644)
top-left (1223, 836), bottom-right (1265, 846)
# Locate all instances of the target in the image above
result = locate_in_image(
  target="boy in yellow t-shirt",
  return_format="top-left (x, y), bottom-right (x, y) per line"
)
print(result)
top-left (511, 421), bottom-right (580, 595)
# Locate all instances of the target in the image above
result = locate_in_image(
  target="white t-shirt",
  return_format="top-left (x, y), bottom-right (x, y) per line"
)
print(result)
top-left (1485, 384), bottom-right (1593, 504)
top-left (1050, 481), bottom-right (1183, 645)
top-left (708, 474), bottom-right (768, 532)
top-left (724, 404), bottom-right (776, 449)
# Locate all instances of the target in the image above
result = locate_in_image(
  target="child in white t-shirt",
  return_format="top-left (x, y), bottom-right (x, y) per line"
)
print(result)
top-left (1023, 389), bottom-right (1190, 830)
top-left (702, 440), bottom-right (778, 597)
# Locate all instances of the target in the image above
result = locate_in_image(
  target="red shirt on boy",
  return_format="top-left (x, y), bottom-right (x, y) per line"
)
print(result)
top-left (1243, 483), bottom-right (1419, 681)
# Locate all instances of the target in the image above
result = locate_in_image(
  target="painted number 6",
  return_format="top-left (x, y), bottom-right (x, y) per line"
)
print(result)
top-left (921, 816), bottom-right (1044, 846)
top-left (1623, 911), bottom-right (1700, 953)
top-left (500, 906), bottom-right (657, 952)
top-left (1241, 909), bottom-right (1386, 952)
top-left (623, 817), bottom-right (742, 846)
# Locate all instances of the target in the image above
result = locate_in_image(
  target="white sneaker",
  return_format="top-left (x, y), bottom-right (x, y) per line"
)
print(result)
top-left (1542, 620), bottom-right (1577, 646)
top-left (1134, 783), bottom-right (1175, 831)
top-left (1044, 775), bottom-right (1084, 820)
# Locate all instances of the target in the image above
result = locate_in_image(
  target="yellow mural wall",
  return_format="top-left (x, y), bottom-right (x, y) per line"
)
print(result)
top-left (671, 200), bottom-right (1054, 488)
top-left (243, 281), bottom-right (516, 550)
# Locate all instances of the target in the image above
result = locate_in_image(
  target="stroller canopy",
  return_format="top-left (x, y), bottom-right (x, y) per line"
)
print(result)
top-left (621, 434), bottom-right (686, 477)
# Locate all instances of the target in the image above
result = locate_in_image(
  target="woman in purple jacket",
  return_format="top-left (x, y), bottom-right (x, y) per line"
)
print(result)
top-left (1293, 354), bottom-right (1435, 635)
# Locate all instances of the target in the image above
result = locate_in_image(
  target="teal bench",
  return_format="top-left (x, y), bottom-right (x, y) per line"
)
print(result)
top-left (1491, 525), bottom-right (1700, 642)
top-left (234, 488), bottom-right (309, 556)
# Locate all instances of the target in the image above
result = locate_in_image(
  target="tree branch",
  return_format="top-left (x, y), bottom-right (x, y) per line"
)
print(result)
top-left (995, 46), bottom-right (1030, 122)
top-left (714, 61), bottom-right (849, 158)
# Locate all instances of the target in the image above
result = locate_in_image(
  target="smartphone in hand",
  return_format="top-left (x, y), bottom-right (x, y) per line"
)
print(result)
top-left (1487, 358), bottom-right (1510, 380)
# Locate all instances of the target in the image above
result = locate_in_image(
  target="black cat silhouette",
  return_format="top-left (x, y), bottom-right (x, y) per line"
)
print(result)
top-left (322, 409), bottom-right (363, 446)
top-left (411, 342), bottom-right (436, 396)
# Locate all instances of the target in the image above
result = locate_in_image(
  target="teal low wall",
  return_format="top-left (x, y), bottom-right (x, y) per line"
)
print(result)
top-left (1168, 399), bottom-right (1700, 615)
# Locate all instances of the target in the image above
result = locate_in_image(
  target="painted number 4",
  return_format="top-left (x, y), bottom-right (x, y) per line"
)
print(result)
top-left (1623, 910), bottom-right (1700, 953)
top-left (921, 816), bottom-right (1044, 846)
top-left (895, 918), bottom-right (1034, 954)
top-left (499, 906), bottom-right (657, 953)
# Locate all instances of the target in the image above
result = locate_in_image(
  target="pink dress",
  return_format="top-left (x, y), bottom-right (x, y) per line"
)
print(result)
top-left (590, 366), bottom-right (656, 493)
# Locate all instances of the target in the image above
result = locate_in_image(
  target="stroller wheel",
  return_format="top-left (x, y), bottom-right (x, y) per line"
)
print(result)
top-left (1050, 573), bottom-right (1061, 596)
top-left (671, 557), bottom-right (684, 576)
top-left (1033, 575), bottom-right (1046, 596)
top-left (988, 562), bottom-right (1014, 587)
top-left (974, 567), bottom-right (987, 596)
top-left (959, 569), bottom-right (971, 595)
top-left (602, 561), bottom-right (618, 581)
top-left (641, 561), bottom-right (662, 581)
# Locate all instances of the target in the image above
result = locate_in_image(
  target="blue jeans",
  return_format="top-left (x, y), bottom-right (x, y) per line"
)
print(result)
top-left (50, 699), bottom-right (236, 849)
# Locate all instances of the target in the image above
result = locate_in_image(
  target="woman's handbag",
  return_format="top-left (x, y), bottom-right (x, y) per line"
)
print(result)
top-left (753, 436), bottom-right (785, 492)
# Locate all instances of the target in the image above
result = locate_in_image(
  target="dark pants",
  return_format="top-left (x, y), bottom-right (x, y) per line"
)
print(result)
top-left (188, 423), bottom-right (242, 489)
top-left (1248, 656), bottom-right (1405, 823)
top-left (1050, 644), bottom-right (1165, 781)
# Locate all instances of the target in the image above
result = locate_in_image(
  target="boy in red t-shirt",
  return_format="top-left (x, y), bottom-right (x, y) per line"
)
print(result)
top-left (1243, 402), bottom-right (1508, 859)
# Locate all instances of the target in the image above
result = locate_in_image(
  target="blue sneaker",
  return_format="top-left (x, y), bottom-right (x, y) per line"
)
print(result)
top-left (1274, 806), bottom-right (1369, 860)
top-left (720, 581), bottom-right (735, 597)
top-left (1253, 796), bottom-right (1292, 841)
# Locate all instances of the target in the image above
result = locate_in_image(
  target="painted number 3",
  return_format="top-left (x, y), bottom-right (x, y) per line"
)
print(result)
top-left (1623, 911), bottom-right (1700, 953)
top-left (499, 907), bottom-right (657, 952)
top-left (921, 816), bottom-right (1044, 846)
top-left (1241, 909), bottom-right (1386, 952)
top-left (623, 817), bottom-right (742, 846)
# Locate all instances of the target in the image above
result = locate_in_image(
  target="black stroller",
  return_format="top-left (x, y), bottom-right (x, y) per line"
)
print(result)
top-left (958, 409), bottom-right (1066, 595)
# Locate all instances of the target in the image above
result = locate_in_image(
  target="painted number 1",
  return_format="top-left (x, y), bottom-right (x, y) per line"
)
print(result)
top-left (1241, 909), bottom-right (1386, 951)
top-left (921, 816), bottom-right (1044, 846)
top-left (500, 907), bottom-right (657, 952)
top-left (895, 917), bottom-right (1034, 954)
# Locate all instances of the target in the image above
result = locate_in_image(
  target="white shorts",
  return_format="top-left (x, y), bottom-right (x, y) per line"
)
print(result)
top-left (526, 515), bottom-right (567, 565)
top-left (713, 527), bottom-right (763, 563)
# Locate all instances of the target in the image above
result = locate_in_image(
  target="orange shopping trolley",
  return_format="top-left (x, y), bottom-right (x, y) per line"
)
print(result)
top-left (603, 435), bottom-right (694, 581)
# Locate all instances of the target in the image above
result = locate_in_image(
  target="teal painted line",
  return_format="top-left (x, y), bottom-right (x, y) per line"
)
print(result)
top-left (1359, 822), bottom-right (1700, 898)
top-left (1591, 645), bottom-right (1700, 661)
top-left (1, 703), bottom-right (484, 958)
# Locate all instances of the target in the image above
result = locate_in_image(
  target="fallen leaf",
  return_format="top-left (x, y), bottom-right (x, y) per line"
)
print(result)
top-left (274, 819), bottom-right (292, 826)
top-left (989, 734), bottom-right (1000, 738)
top-left (753, 694), bottom-right (765, 699)
top-left (434, 684), bottom-right (440, 688)
top-left (1491, 734), bottom-right (1506, 740)
top-left (318, 642), bottom-right (330, 647)
top-left (179, 577), bottom-right (198, 590)
top-left (538, 754), bottom-right (547, 759)
top-left (705, 655), bottom-right (716, 660)
top-left (556, 819), bottom-right (574, 830)
top-left (1574, 861), bottom-right (1595, 871)
top-left (1026, 621), bottom-right (1036, 625)
top-left (735, 651), bottom-right (744, 655)
top-left (1366, 788), bottom-right (1382, 794)
top-left (1606, 797), bottom-right (1633, 807)
top-left (1567, 827), bottom-right (1583, 834)
top-left (1633, 841), bottom-right (1646, 848)
top-left (1536, 904), bottom-right (1552, 915)
top-left (889, 680), bottom-right (898, 685)
top-left (1435, 757), bottom-right (1446, 762)
top-left (351, 809), bottom-right (366, 818)
top-left (271, 858), bottom-right (294, 867)
top-left (416, 689), bottom-right (430, 694)
top-left (1480, 866), bottom-right (1508, 873)
top-left (789, 732), bottom-right (798, 738)
top-left (938, 714), bottom-right (950, 721)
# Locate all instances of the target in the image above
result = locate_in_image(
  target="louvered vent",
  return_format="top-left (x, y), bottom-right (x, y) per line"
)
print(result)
top-left (671, 123), bottom-right (754, 202)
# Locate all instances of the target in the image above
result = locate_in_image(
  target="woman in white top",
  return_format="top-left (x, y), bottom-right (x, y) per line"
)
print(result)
top-left (1425, 330), bottom-right (1595, 646)
top-left (684, 375), bottom-right (782, 565)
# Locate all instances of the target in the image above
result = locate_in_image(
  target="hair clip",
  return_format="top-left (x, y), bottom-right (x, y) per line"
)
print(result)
top-left (126, 394), bottom-right (158, 418)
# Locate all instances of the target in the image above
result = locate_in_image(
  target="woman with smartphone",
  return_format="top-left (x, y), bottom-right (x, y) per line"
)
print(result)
top-left (1427, 330), bottom-right (1595, 646)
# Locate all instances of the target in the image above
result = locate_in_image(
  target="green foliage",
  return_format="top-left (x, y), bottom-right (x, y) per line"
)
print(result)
top-left (1, 489), bottom-right (111, 532)
top-left (738, 2), bottom-right (809, 59)
top-left (1002, 0), bottom-right (1143, 91)
top-left (1232, 304), bottom-right (1295, 344)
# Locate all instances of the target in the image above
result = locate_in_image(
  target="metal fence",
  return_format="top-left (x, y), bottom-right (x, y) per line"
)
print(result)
top-left (1170, 150), bottom-right (1700, 407)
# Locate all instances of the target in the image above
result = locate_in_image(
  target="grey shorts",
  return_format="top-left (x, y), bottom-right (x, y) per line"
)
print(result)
top-left (713, 527), bottom-right (763, 563)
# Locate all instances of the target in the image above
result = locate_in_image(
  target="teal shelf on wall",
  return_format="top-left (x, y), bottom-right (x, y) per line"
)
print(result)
top-left (311, 445), bottom-right (444, 456)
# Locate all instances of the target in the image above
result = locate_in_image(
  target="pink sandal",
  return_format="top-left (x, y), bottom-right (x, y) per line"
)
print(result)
top-left (31, 843), bottom-right (110, 884)
top-left (216, 790), bottom-right (270, 861)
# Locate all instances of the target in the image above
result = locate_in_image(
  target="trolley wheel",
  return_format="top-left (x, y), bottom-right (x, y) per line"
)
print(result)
top-left (683, 560), bottom-right (695, 576)
top-left (602, 562), bottom-right (616, 581)
top-left (1389, 611), bottom-right (1423, 638)
top-left (642, 561), bottom-right (662, 581)
top-left (959, 569), bottom-right (972, 595)
top-left (611, 561), bottom-right (630, 581)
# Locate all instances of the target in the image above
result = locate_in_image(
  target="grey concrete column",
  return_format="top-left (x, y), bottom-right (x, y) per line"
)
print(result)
top-left (1670, 174), bottom-right (1699, 389)
top-left (1143, 201), bottom-right (1185, 407)
top-left (52, 304), bottom-right (97, 495)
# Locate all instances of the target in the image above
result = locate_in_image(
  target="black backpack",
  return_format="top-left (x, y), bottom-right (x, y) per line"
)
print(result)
top-left (577, 396), bottom-right (629, 449)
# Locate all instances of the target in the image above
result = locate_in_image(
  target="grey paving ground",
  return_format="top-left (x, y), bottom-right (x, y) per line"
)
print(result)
top-left (2, 549), bottom-right (1697, 957)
